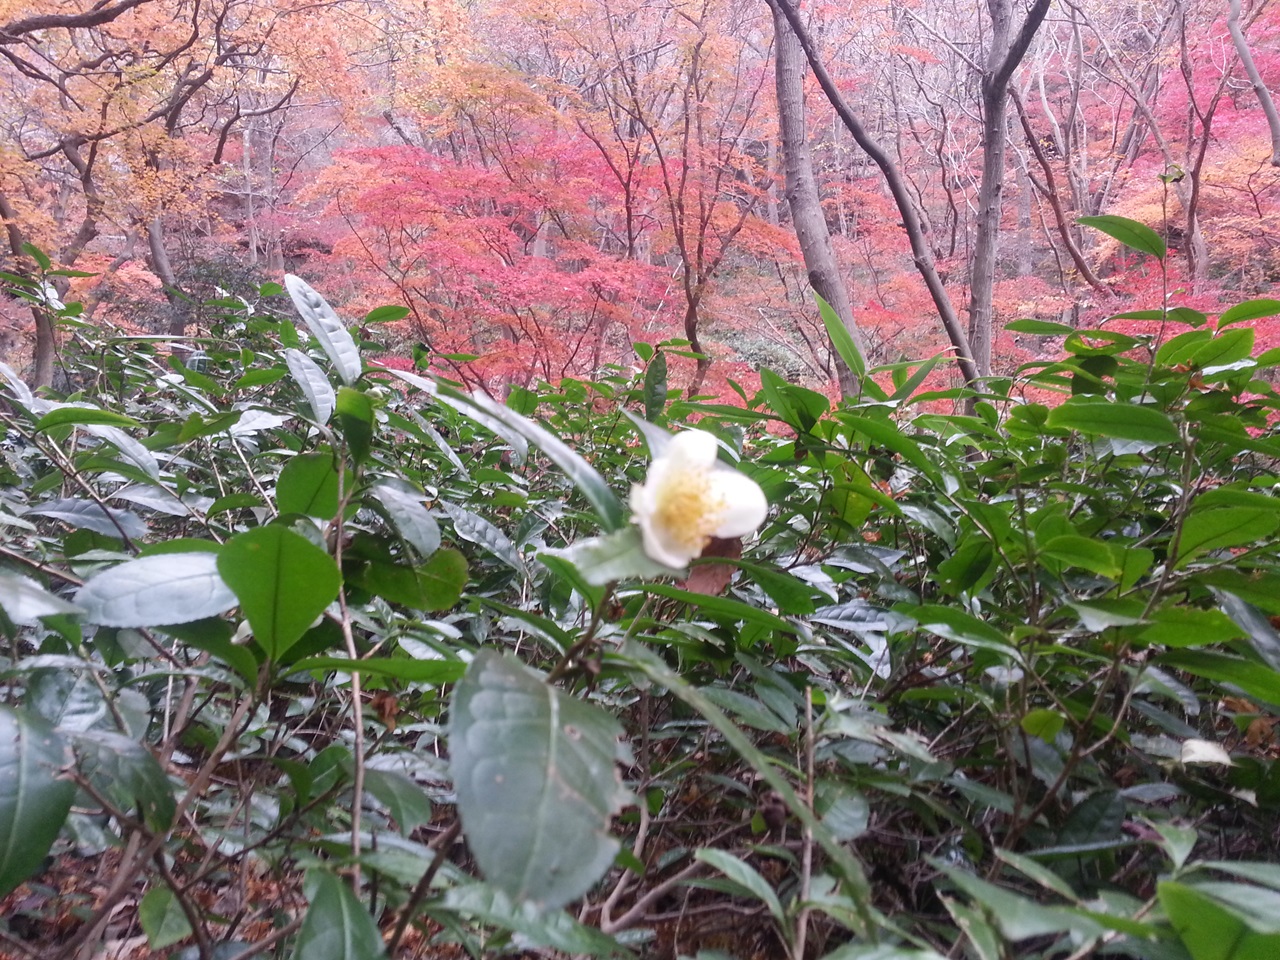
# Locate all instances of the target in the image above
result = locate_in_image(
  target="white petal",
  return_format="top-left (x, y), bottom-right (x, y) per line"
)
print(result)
top-left (667, 428), bottom-right (720, 467)
top-left (708, 469), bottom-right (768, 538)
top-left (637, 520), bottom-right (696, 569)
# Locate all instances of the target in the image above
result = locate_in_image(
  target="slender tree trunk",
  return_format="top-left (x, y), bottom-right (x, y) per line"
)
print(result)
top-left (0, 191), bottom-right (58, 387)
top-left (768, 0), bottom-right (979, 386)
top-left (147, 216), bottom-right (188, 337)
top-left (1226, 0), bottom-right (1280, 166)
top-left (968, 0), bottom-right (1051, 378)
top-left (771, 0), bottom-right (866, 396)
top-left (1010, 89), bottom-right (1110, 294)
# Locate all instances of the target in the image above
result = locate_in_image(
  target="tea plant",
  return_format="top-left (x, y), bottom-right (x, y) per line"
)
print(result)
top-left (2, 218), bottom-right (1280, 960)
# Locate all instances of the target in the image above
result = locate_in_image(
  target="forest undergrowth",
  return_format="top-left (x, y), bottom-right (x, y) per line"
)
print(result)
top-left (2, 219), bottom-right (1280, 960)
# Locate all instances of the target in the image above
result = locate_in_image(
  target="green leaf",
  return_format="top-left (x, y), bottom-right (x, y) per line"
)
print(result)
top-left (1077, 215), bottom-right (1166, 260)
top-left (416, 548), bottom-right (467, 610)
top-left (1160, 881), bottom-right (1280, 960)
top-left (439, 501), bottom-right (524, 571)
top-left (370, 480), bottom-right (440, 558)
top-left (1039, 535), bottom-right (1122, 579)
top-left (449, 651), bottom-right (631, 910)
top-left (284, 276), bottom-right (362, 386)
top-left (643, 349), bottom-right (668, 420)
top-left (364, 304), bottom-right (410, 324)
top-left (379, 368), bottom-right (530, 464)
top-left (632, 583), bottom-right (801, 635)
top-left (233, 368), bottom-right (287, 390)
top-left (0, 707), bottom-right (74, 899)
top-left (695, 848), bottom-right (784, 923)
top-left (934, 860), bottom-right (1104, 941)
top-left (835, 414), bottom-right (942, 481)
top-left (1176, 508), bottom-right (1279, 567)
top-left (0, 572), bottom-right (83, 624)
top-left (362, 768), bottom-right (432, 836)
top-left (71, 730), bottom-right (175, 831)
top-left (139, 886), bottom-right (193, 951)
top-left (897, 604), bottom-right (1019, 658)
top-left (1021, 709), bottom-right (1065, 742)
top-left (1139, 606), bottom-right (1246, 648)
top-left (22, 243), bottom-right (52, 271)
top-left (218, 526), bottom-right (342, 660)
top-left (546, 527), bottom-right (679, 586)
top-left (815, 781), bottom-right (869, 841)
top-left (816, 291), bottom-right (867, 380)
top-left (336, 386), bottom-right (375, 465)
top-left (1045, 398), bottom-right (1180, 444)
top-left (347, 554), bottom-right (463, 611)
top-left (277, 452), bottom-right (343, 517)
top-left (1218, 298), bottom-right (1280, 328)
top-left (936, 537), bottom-right (996, 596)
top-left (439, 884), bottom-right (628, 956)
top-left (462, 390), bottom-right (626, 531)
top-left (1159, 650), bottom-right (1280, 709)
top-left (1189, 328), bottom-right (1255, 370)
top-left (36, 407), bottom-right (140, 432)
top-left (75, 553), bottom-right (237, 627)
top-left (176, 410), bottom-right (243, 442)
top-left (699, 687), bottom-right (792, 734)
top-left (1004, 319), bottom-right (1075, 335)
top-left (290, 655), bottom-right (465, 685)
top-left (291, 869), bottom-right (386, 960)
top-left (207, 492), bottom-right (261, 518)
top-left (284, 348), bottom-right (336, 424)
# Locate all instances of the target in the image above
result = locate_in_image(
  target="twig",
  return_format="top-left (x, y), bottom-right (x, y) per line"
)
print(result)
top-left (793, 688), bottom-right (815, 960)
top-left (385, 818), bottom-right (463, 955)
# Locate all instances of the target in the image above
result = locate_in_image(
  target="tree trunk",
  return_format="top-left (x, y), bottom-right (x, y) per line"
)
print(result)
top-left (968, 0), bottom-right (1051, 379)
top-left (1226, 0), bottom-right (1280, 166)
top-left (772, 0), bottom-right (866, 397)
top-left (767, 0), bottom-right (979, 387)
top-left (0, 191), bottom-right (57, 387)
top-left (146, 216), bottom-right (188, 338)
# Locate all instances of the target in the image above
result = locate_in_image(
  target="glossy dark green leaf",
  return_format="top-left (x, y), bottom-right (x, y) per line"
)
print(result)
top-left (336, 387), bottom-right (375, 465)
top-left (364, 304), bottom-right (411, 324)
top-left (1045, 399), bottom-right (1179, 444)
top-left (1218, 298), bottom-right (1280, 328)
top-left (643, 349), bottom-right (667, 420)
top-left (36, 407), bottom-right (139, 432)
top-left (1176, 508), bottom-right (1279, 567)
top-left (1004, 319), bottom-right (1075, 335)
top-left (0, 707), bottom-right (74, 899)
top-left (218, 526), bottom-right (342, 661)
top-left (277, 452), bottom-right (343, 517)
top-left (71, 730), bottom-right (175, 831)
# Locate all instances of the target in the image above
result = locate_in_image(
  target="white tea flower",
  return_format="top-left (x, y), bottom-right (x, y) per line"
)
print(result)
top-left (630, 429), bottom-right (767, 569)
